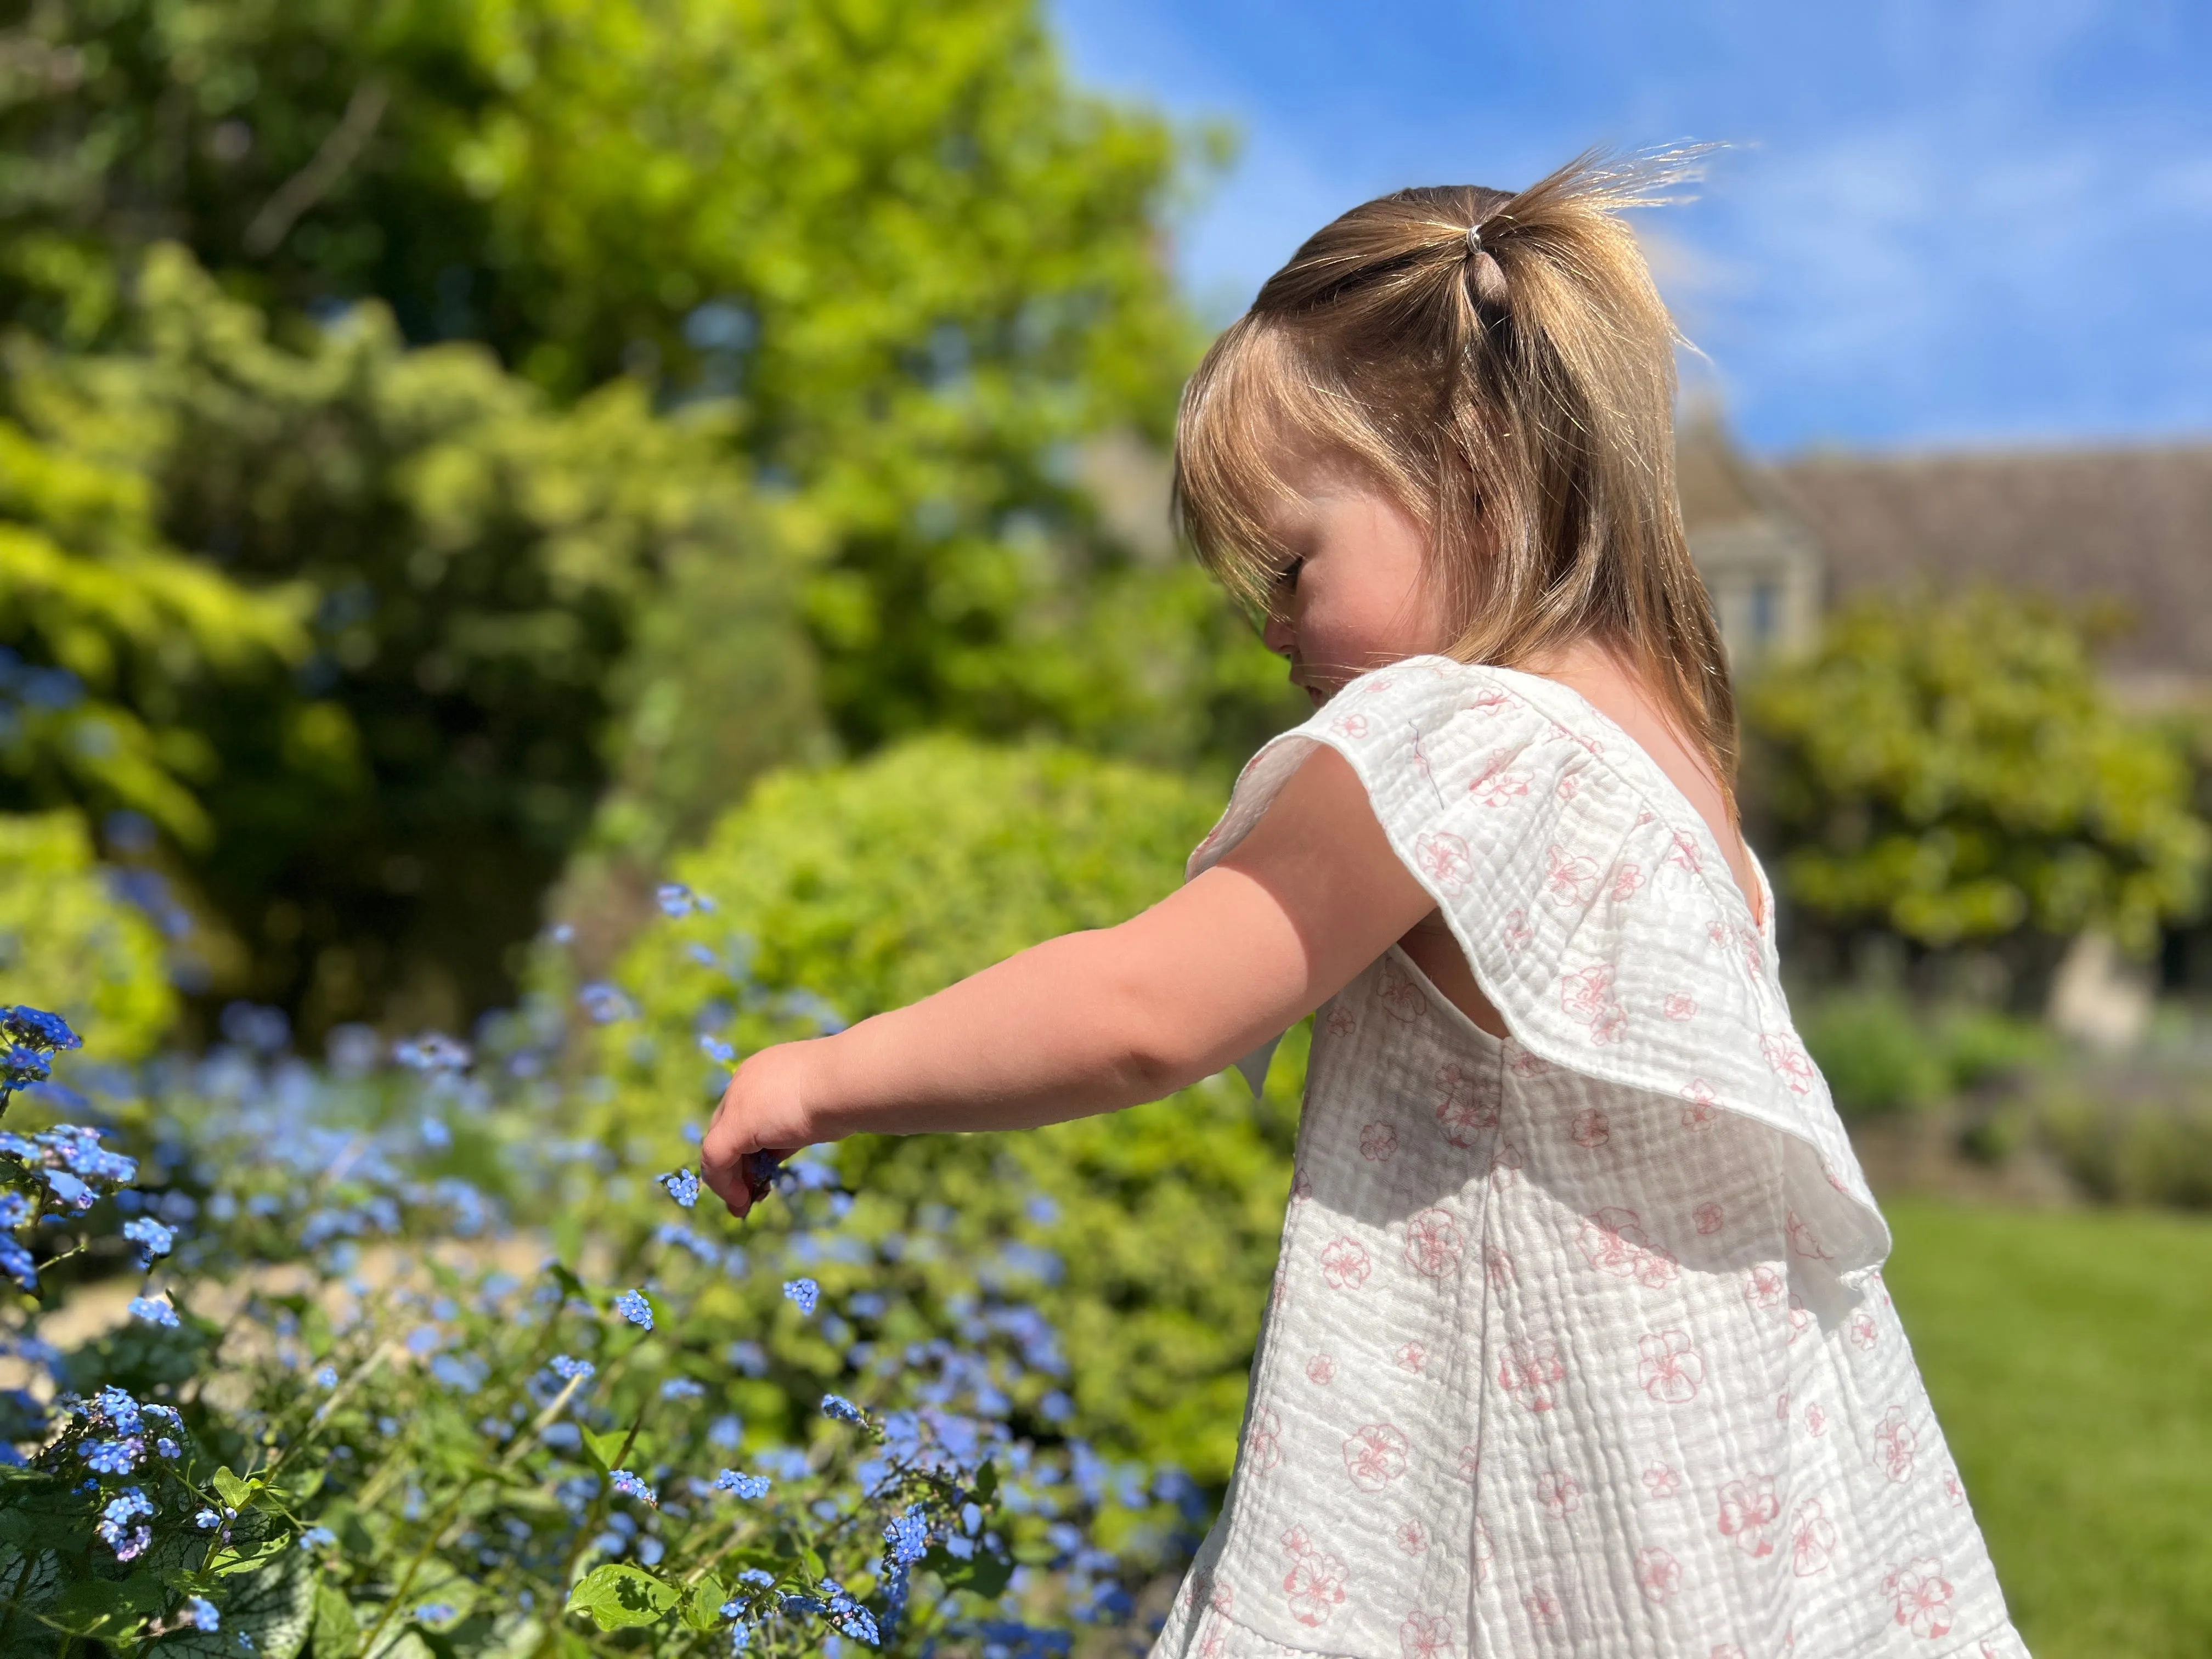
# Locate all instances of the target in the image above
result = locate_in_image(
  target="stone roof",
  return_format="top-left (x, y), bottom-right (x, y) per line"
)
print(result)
top-left (1767, 444), bottom-right (2212, 700)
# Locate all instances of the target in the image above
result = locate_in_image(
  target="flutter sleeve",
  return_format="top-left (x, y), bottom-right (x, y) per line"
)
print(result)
top-left (1189, 654), bottom-right (1890, 1297)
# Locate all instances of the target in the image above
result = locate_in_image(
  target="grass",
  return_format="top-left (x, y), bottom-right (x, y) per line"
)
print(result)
top-left (1886, 1199), bottom-right (2212, 1658)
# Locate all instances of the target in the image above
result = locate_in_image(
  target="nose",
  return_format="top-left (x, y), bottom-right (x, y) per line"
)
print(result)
top-left (1261, 610), bottom-right (1295, 658)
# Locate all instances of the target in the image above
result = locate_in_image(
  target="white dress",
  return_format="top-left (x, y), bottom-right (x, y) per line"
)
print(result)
top-left (1150, 658), bottom-right (2026, 1659)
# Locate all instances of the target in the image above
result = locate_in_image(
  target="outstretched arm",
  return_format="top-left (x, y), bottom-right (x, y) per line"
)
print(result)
top-left (698, 746), bottom-right (1434, 1215)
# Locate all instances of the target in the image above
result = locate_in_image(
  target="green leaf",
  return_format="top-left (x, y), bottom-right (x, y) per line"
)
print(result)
top-left (974, 1459), bottom-right (1000, 1502)
top-left (563, 1562), bottom-right (680, 1631)
top-left (313, 1581), bottom-right (359, 1652)
top-left (545, 1261), bottom-right (589, 1306)
top-left (680, 1576), bottom-right (728, 1633)
top-left (211, 1467), bottom-right (256, 1509)
top-left (923, 1545), bottom-right (1015, 1600)
top-left (51, 1571), bottom-right (165, 1636)
top-left (577, 1425), bottom-right (625, 1474)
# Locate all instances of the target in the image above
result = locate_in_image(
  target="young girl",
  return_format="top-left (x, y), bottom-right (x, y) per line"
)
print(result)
top-left (702, 155), bottom-right (2027, 1658)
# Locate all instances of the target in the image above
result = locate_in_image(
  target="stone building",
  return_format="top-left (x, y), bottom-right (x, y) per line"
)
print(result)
top-left (1681, 414), bottom-right (2212, 709)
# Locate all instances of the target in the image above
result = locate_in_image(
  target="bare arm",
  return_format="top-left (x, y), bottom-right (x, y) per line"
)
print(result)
top-left (698, 747), bottom-right (1435, 1215)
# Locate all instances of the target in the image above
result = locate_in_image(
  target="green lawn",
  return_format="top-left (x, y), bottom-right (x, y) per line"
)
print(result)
top-left (1886, 1200), bottom-right (2212, 1658)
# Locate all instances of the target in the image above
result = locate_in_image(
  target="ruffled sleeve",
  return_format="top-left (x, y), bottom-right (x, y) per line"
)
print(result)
top-left (1189, 656), bottom-right (1889, 1290)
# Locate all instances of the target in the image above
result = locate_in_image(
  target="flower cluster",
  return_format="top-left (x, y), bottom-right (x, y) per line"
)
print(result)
top-left (0, 926), bottom-right (1193, 1655)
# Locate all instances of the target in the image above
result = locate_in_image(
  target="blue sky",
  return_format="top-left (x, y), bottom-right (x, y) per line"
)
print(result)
top-left (1050, 1), bottom-right (2212, 456)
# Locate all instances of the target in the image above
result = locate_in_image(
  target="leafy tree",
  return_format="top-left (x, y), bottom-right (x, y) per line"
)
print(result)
top-left (1742, 588), bottom-right (2209, 994)
top-left (0, 0), bottom-right (1288, 767)
top-left (584, 736), bottom-right (1300, 1486)
top-left (4, 245), bottom-right (819, 1034)
top-left (0, 811), bottom-right (173, 1056)
top-left (0, 386), bottom-right (308, 848)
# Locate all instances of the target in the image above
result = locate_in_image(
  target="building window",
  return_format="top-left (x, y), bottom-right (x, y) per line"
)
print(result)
top-left (1750, 580), bottom-right (1780, 648)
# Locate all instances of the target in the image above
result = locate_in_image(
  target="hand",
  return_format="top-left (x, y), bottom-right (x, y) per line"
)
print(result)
top-left (700, 1041), bottom-right (822, 1218)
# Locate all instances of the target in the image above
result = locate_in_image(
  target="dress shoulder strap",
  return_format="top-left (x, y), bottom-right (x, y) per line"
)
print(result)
top-left (1190, 656), bottom-right (1890, 1292)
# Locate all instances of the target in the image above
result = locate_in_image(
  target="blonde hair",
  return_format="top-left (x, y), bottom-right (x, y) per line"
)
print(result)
top-left (1172, 149), bottom-right (1739, 793)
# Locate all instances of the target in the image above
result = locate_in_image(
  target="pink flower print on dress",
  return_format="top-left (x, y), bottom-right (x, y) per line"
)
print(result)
top-left (1498, 1338), bottom-right (1565, 1412)
top-left (1577, 1208), bottom-right (1679, 1289)
top-left (1341, 1423), bottom-right (1410, 1492)
top-left (1559, 964), bottom-right (1628, 1045)
top-left (1804, 1402), bottom-right (1829, 1438)
top-left (1785, 1209), bottom-right (1832, 1262)
top-left (1556, 772), bottom-right (1581, 802)
top-left (1637, 1329), bottom-right (1705, 1403)
top-left (1716, 1477), bottom-right (1781, 1559)
top-left (1468, 750), bottom-right (1531, 806)
top-left (1488, 1141), bottom-right (1525, 1190)
top-left (1482, 1244), bottom-right (1515, 1289)
top-left (1398, 1610), bottom-right (1452, 1659)
top-left (1790, 1499), bottom-right (1836, 1577)
top-left (1537, 1469), bottom-right (1581, 1519)
top-left (1279, 1529), bottom-right (1349, 1628)
top-left (1680, 1080), bottom-right (1719, 1130)
top-left (1502, 908), bottom-right (1533, 953)
top-left (1570, 1108), bottom-right (1611, 1149)
top-left (1377, 956), bottom-right (1429, 1023)
top-left (1874, 1406), bottom-right (1917, 1482)
top-left (1333, 713), bottom-right (1370, 740)
top-left (1662, 992), bottom-right (1699, 1021)
top-left (1883, 1558), bottom-right (1956, 1640)
top-left (1433, 1063), bottom-right (1497, 1147)
top-left (1849, 1310), bottom-right (1880, 1351)
top-left (1472, 1516), bottom-right (1494, 1584)
top-left (1641, 1464), bottom-right (1683, 1499)
top-left (1775, 1389), bottom-right (1791, 1422)
top-left (1786, 1297), bottom-right (1814, 1344)
top-left (1319, 1236), bottom-right (1372, 1291)
top-left (1326, 1006), bottom-right (1357, 1039)
top-left (1745, 1263), bottom-right (1787, 1313)
top-left (1404, 1209), bottom-right (1465, 1278)
top-left (1944, 1466), bottom-right (1967, 1508)
top-left (1306, 1353), bottom-right (1338, 1386)
top-left (1200, 1633), bottom-right (1225, 1659)
top-left (1413, 831), bottom-right (1474, 897)
top-left (1361, 1121), bottom-right (1399, 1161)
top-left (1666, 830), bottom-right (1702, 872)
top-left (1761, 1031), bottom-right (1817, 1094)
top-left (1395, 1521), bottom-right (1431, 1559)
top-left (1248, 1409), bottom-right (1283, 1473)
top-left (1523, 1588), bottom-right (1564, 1628)
top-left (1635, 1547), bottom-right (1681, 1605)
top-left (1457, 1446), bottom-right (1481, 1482)
top-left (1543, 844), bottom-right (1601, 906)
top-left (1694, 1201), bottom-right (1725, 1235)
top-left (1610, 862), bottom-right (1645, 901)
top-left (1711, 1647), bottom-right (1747, 1659)
top-left (1395, 1342), bottom-right (1426, 1374)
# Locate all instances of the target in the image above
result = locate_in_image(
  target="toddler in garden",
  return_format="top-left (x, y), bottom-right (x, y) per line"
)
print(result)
top-left (704, 154), bottom-right (2026, 1657)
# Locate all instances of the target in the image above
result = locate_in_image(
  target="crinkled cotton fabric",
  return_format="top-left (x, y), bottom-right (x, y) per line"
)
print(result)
top-left (1149, 658), bottom-right (2026, 1659)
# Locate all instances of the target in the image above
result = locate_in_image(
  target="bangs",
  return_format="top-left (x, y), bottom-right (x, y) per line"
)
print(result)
top-left (1171, 318), bottom-right (1426, 615)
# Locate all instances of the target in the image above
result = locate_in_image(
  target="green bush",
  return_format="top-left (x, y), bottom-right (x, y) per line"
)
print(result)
top-left (585, 736), bottom-right (1299, 1488)
top-left (1799, 986), bottom-right (2053, 1121)
top-left (1745, 589), bottom-right (2208, 963)
top-left (0, 810), bottom-right (173, 1058)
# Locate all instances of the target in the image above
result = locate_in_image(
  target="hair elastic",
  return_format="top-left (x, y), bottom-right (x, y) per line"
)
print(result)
top-left (1465, 222), bottom-right (1485, 257)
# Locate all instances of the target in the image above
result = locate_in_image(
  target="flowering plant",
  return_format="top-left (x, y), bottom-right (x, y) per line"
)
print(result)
top-left (0, 902), bottom-right (1194, 1656)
